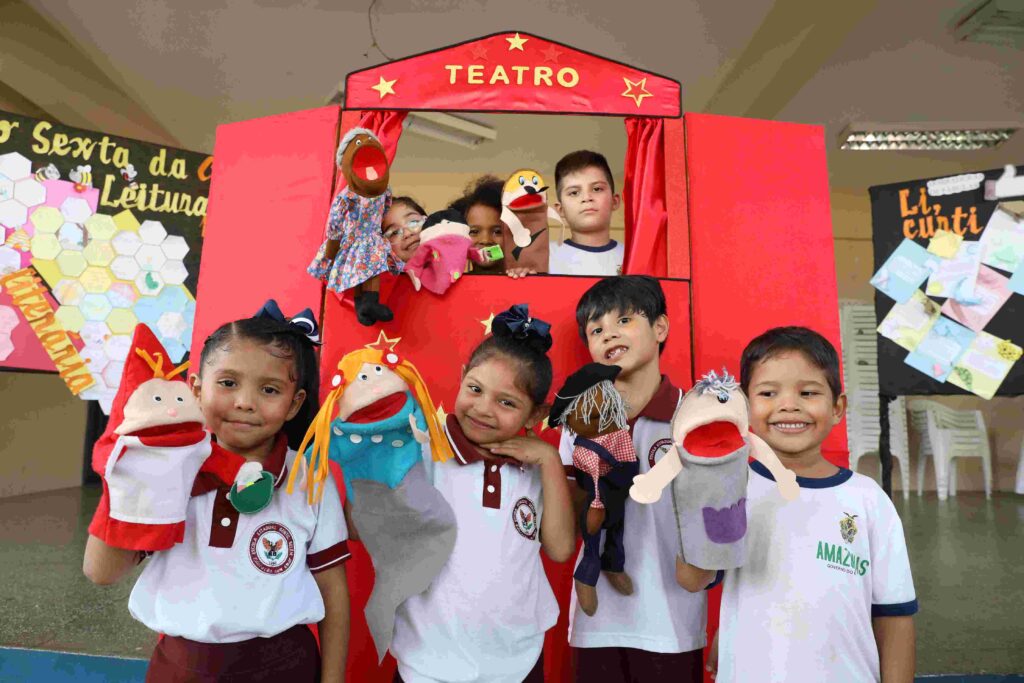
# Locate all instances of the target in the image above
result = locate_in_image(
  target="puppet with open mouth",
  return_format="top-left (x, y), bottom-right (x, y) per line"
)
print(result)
top-left (499, 169), bottom-right (563, 273)
top-left (630, 369), bottom-right (799, 571)
top-left (308, 128), bottom-right (396, 325)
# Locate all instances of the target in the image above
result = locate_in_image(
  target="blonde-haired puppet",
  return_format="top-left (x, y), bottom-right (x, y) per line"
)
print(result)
top-left (630, 369), bottom-right (798, 571)
top-left (289, 334), bottom-right (456, 663)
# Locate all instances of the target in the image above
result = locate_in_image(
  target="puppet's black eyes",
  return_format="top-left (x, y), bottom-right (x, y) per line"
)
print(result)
top-left (176, 396), bottom-right (185, 403)
top-left (532, 176), bottom-right (539, 185)
top-left (153, 395), bottom-right (162, 403)
top-left (717, 395), bottom-right (729, 404)
top-left (358, 373), bottom-right (369, 381)
top-left (518, 176), bottom-right (525, 186)
top-left (374, 366), bottom-right (383, 375)
top-left (355, 139), bottom-right (362, 145)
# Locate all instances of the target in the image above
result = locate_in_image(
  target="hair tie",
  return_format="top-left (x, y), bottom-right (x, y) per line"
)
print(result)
top-left (492, 303), bottom-right (553, 352)
top-left (253, 299), bottom-right (322, 345)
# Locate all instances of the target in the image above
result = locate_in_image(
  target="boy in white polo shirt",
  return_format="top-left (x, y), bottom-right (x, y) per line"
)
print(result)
top-left (565, 275), bottom-right (716, 682)
top-left (707, 326), bottom-right (917, 682)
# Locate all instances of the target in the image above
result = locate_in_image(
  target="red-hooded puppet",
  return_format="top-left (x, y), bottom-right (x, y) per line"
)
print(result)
top-left (88, 324), bottom-right (266, 551)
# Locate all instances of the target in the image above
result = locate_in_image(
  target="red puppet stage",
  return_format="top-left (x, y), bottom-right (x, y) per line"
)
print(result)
top-left (192, 31), bottom-right (846, 683)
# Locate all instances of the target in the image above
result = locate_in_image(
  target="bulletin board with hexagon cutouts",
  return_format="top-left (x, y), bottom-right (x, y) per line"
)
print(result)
top-left (0, 110), bottom-right (209, 413)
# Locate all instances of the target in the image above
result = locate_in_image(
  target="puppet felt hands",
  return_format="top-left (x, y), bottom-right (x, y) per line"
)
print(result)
top-left (409, 414), bottom-right (429, 444)
top-left (749, 431), bottom-right (799, 501)
top-left (629, 444), bottom-right (682, 504)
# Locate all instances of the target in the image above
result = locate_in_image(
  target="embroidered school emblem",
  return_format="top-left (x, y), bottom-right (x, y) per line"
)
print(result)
top-left (649, 438), bottom-right (673, 469)
top-left (512, 497), bottom-right (538, 540)
top-left (839, 512), bottom-right (858, 544)
top-left (249, 522), bottom-right (295, 575)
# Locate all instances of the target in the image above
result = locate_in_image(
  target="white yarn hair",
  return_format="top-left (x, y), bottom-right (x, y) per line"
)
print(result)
top-left (561, 380), bottom-right (629, 435)
top-left (336, 127), bottom-right (378, 166)
top-left (692, 368), bottom-right (740, 401)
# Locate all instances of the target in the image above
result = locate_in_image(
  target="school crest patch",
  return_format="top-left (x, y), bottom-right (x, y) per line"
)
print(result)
top-left (649, 438), bottom-right (673, 469)
top-left (249, 522), bottom-right (295, 574)
top-left (840, 512), bottom-right (858, 544)
top-left (512, 497), bottom-right (538, 540)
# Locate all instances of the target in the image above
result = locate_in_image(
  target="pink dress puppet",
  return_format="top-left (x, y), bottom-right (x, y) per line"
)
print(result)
top-left (88, 324), bottom-right (268, 552)
top-left (403, 209), bottom-right (488, 296)
top-left (308, 127), bottom-right (396, 325)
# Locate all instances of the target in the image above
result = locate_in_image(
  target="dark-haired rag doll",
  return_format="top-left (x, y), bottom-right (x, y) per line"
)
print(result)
top-left (403, 209), bottom-right (490, 295)
top-left (308, 127), bottom-right (396, 326)
top-left (549, 362), bottom-right (637, 617)
top-left (630, 369), bottom-right (798, 571)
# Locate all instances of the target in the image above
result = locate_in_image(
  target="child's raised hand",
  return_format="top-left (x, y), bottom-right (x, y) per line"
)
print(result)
top-left (481, 435), bottom-right (557, 467)
top-left (505, 267), bottom-right (536, 280)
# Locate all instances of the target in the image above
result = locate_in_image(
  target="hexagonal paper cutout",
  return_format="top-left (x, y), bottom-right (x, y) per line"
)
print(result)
top-left (157, 311), bottom-right (187, 340)
top-left (139, 220), bottom-right (167, 245)
top-left (80, 266), bottom-right (114, 293)
top-left (0, 336), bottom-right (13, 361)
top-left (0, 200), bottom-right (28, 229)
top-left (79, 321), bottom-right (112, 346)
top-left (54, 305), bottom-right (85, 332)
top-left (83, 240), bottom-right (115, 266)
top-left (80, 293), bottom-right (113, 322)
top-left (111, 255), bottom-right (141, 280)
top-left (0, 246), bottom-right (21, 275)
top-left (156, 285), bottom-right (190, 312)
top-left (160, 259), bottom-right (188, 285)
top-left (31, 234), bottom-right (61, 260)
top-left (102, 360), bottom-right (126, 388)
top-left (0, 152), bottom-right (31, 180)
top-left (57, 223), bottom-right (85, 250)
top-left (32, 259), bottom-right (60, 286)
top-left (5, 228), bottom-right (31, 253)
top-left (112, 210), bottom-right (140, 233)
top-left (104, 334), bottom-right (132, 362)
top-left (52, 279), bottom-right (87, 306)
top-left (135, 270), bottom-right (165, 297)
top-left (112, 230), bottom-right (141, 256)
top-left (84, 213), bottom-right (117, 240)
top-left (0, 175), bottom-right (13, 202)
top-left (80, 342), bottom-right (109, 375)
top-left (163, 339), bottom-right (187, 363)
top-left (160, 235), bottom-right (189, 260)
top-left (56, 250), bottom-right (87, 277)
top-left (106, 308), bottom-right (137, 335)
top-left (0, 305), bottom-right (19, 333)
top-left (60, 197), bottom-right (93, 223)
top-left (134, 298), bottom-right (164, 325)
top-left (135, 244), bottom-right (167, 272)
top-left (105, 282), bottom-right (138, 309)
top-left (31, 206), bottom-right (63, 233)
top-left (14, 178), bottom-right (45, 208)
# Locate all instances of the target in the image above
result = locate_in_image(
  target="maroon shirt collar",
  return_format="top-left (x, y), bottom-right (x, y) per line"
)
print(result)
top-left (633, 375), bottom-right (681, 424)
top-left (191, 432), bottom-right (289, 496)
top-left (444, 414), bottom-right (517, 468)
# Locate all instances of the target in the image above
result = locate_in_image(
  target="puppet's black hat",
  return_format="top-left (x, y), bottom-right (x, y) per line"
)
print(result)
top-left (548, 362), bottom-right (622, 427)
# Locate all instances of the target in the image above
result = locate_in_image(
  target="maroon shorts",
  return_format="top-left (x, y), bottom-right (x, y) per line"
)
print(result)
top-left (573, 646), bottom-right (703, 683)
top-left (393, 651), bottom-right (544, 683)
top-left (146, 624), bottom-right (320, 682)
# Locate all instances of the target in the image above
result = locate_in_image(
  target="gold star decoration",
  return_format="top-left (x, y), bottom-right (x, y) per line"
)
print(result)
top-left (506, 32), bottom-right (528, 51)
top-left (479, 312), bottom-right (496, 336)
top-left (469, 42), bottom-right (489, 61)
top-left (436, 403), bottom-right (448, 424)
top-left (365, 330), bottom-right (402, 352)
top-left (621, 77), bottom-right (652, 108)
top-left (540, 45), bottom-right (562, 63)
top-left (371, 76), bottom-right (397, 100)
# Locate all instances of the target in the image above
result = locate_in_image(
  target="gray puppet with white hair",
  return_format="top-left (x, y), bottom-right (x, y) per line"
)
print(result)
top-left (308, 127), bottom-right (396, 325)
top-left (630, 369), bottom-right (798, 570)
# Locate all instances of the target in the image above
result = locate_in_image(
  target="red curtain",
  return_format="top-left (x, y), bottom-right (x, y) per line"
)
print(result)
top-left (622, 117), bottom-right (668, 277)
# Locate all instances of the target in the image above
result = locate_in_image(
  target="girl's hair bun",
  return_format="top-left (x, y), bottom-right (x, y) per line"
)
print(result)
top-left (491, 304), bottom-right (553, 354)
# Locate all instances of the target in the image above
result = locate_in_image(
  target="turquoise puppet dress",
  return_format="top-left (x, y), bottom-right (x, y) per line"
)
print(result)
top-left (326, 391), bottom-right (456, 662)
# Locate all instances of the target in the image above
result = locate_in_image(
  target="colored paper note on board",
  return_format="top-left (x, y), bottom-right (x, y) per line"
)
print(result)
top-left (877, 289), bottom-right (941, 351)
top-left (904, 316), bottom-right (976, 382)
top-left (870, 239), bottom-right (940, 303)
top-left (926, 241), bottom-right (983, 301)
top-left (927, 230), bottom-right (964, 259)
top-left (978, 206), bottom-right (1024, 274)
top-left (940, 265), bottom-right (1012, 332)
top-left (948, 331), bottom-right (1022, 399)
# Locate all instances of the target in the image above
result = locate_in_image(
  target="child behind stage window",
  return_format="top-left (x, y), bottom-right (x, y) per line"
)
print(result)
top-left (390, 304), bottom-right (575, 683)
top-left (707, 326), bottom-right (917, 682)
top-left (83, 305), bottom-right (351, 683)
top-left (382, 196), bottom-right (427, 266)
top-left (448, 175), bottom-right (507, 274)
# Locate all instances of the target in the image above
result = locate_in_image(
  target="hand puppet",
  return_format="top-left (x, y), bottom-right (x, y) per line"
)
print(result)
top-left (404, 209), bottom-right (489, 295)
top-left (499, 169), bottom-right (561, 273)
top-left (308, 127), bottom-right (395, 326)
top-left (630, 369), bottom-right (799, 571)
top-left (88, 324), bottom-right (268, 552)
top-left (550, 363), bottom-right (637, 616)
top-left (290, 333), bottom-right (456, 662)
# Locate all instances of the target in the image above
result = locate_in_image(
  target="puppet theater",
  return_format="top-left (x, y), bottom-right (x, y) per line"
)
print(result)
top-left (191, 32), bottom-right (846, 682)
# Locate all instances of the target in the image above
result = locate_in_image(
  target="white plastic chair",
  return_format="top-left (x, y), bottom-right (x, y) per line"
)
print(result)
top-left (910, 400), bottom-right (993, 500)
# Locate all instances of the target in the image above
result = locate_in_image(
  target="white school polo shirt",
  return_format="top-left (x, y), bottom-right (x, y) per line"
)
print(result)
top-left (565, 376), bottom-right (712, 653)
top-left (549, 239), bottom-right (624, 277)
top-left (390, 416), bottom-right (572, 683)
top-left (716, 462), bottom-right (918, 683)
top-left (128, 434), bottom-right (350, 643)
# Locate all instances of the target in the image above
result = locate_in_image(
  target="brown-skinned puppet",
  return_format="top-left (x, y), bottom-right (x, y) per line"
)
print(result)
top-left (549, 362), bottom-right (638, 617)
top-left (88, 324), bottom-right (270, 552)
top-left (630, 369), bottom-right (799, 571)
top-left (308, 127), bottom-right (395, 326)
top-left (500, 169), bottom-right (562, 273)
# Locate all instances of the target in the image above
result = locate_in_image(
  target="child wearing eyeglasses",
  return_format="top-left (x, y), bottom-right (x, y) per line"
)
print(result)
top-left (381, 196), bottom-right (427, 266)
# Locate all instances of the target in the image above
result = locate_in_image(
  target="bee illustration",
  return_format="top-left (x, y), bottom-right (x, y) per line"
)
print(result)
top-left (997, 340), bottom-right (1022, 362)
top-left (34, 163), bottom-right (60, 182)
top-left (69, 165), bottom-right (93, 191)
top-left (120, 163), bottom-right (139, 190)
top-left (840, 512), bottom-right (858, 544)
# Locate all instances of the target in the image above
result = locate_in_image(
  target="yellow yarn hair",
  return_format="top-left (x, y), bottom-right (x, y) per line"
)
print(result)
top-left (287, 348), bottom-right (453, 504)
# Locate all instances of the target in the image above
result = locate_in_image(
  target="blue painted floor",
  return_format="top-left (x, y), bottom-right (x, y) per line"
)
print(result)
top-left (0, 648), bottom-right (147, 683)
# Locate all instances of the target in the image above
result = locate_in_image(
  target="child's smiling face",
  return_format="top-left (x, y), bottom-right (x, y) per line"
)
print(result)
top-left (746, 351), bottom-right (845, 462)
top-left (584, 308), bottom-right (667, 378)
top-left (454, 356), bottom-right (540, 445)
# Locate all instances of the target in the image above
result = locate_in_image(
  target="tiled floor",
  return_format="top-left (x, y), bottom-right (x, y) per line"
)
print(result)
top-left (0, 485), bottom-right (1021, 677)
